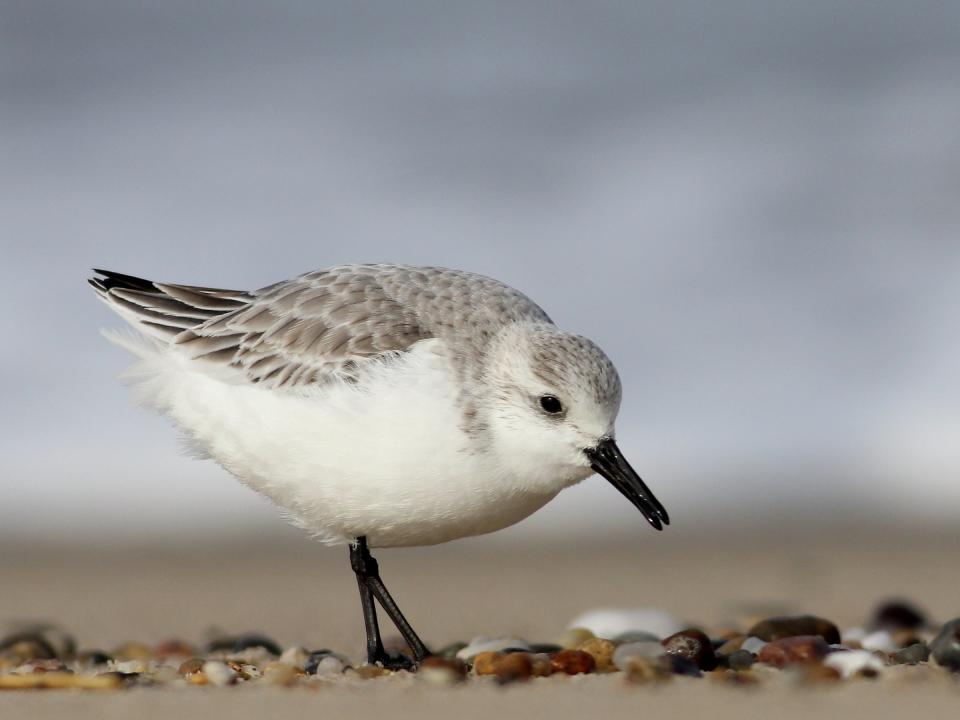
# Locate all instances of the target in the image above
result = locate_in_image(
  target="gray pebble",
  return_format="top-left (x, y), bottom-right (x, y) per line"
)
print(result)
top-left (892, 642), bottom-right (930, 665)
top-left (727, 649), bottom-right (756, 670)
top-left (930, 619), bottom-right (960, 672)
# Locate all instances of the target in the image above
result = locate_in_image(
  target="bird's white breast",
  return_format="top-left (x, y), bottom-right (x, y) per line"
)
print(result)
top-left (120, 336), bottom-right (559, 547)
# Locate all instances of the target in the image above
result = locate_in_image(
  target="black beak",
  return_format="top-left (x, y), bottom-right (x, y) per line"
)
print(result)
top-left (585, 437), bottom-right (670, 531)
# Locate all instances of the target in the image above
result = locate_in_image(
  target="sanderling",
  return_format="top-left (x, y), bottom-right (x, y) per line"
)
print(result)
top-left (89, 264), bottom-right (669, 667)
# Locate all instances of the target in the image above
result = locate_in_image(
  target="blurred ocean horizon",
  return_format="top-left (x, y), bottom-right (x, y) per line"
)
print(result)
top-left (2, 1), bottom-right (958, 539)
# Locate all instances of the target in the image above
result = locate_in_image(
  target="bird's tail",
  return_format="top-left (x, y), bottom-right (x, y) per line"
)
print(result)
top-left (88, 269), bottom-right (254, 347)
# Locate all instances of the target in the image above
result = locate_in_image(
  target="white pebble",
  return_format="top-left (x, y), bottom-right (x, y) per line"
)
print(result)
top-left (112, 659), bottom-right (152, 674)
top-left (280, 646), bottom-right (310, 670)
top-left (315, 655), bottom-right (345, 675)
top-left (741, 637), bottom-right (768, 654)
top-left (456, 636), bottom-right (530, 661)
top-left (202, 660), bottom-right (237, 686)
top-left (860, 630), bottom-right (896, 653)
top-left (824, 650), bottom-right (885, 678)
top-left (566, 608), bottom-right (681, 640)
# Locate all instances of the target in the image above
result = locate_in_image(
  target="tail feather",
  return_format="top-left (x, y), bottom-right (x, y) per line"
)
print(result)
top-left (89, 269), bottom-right (253, 345)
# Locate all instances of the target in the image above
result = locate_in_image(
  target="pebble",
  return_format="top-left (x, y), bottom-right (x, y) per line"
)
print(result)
top-left (757, 636), bottom-right (832, 667)
top-left (111, 642), bottom-right (154, 661)
top-left (263, 661), bottom-right (299, 686)
top-left (869, 600), bottom-right (927, 632)
top-left (304, 650), bottom-right (351, 675)
top-left (727, 649), bottom-right (757, 671)
top-left (747, 616), bottom-right (841, 644)
top-left (471, 651), bottom-right (502, 676)
top-left (178, 657), bottom-right (205, 676)
top-left (113, 659), bottom-right (152, 675)
top-left (662, 629), bottom-right (718, 671)
top-left (557, 628), bottom-right (594, 649)
top-left (530, 653), bottom-right (554, 677)
top-left (279, 646), bottom-right (311, 670)
top-left (892, 642), bottom-right (930, 665)
top-left (612, 641), bottom-right (666, 672)
top-left (824, 650), bottom-right (884, 679)
top-left (352, 664), bottom-right (391, 679)
top-left (76, 650), bottom-right (113, 669)
top-left (576, 638), bottom-right (616, 672)
top-left (418, 656), bottom-right (467, 685)
top-left (456, 637), bottom-right (530, 661)
top-left (313, 655), bottom-right (346, 676)
top-left (550, 649), bottom-right (596, 675)
top-left (930, 618), bottom-right (960, 672)
top-left (663, 654), bottom-right (702, 677)
top-left (202, 660), bottom-right (238, 686)
top-left (741, 637), bottom-right (768, 654)
top-left (492, 653), bottom-right (534, 683)
top-left (859, 630), bottom-right (896, 653)
top-left (567, 608), bottom-right (680, 640)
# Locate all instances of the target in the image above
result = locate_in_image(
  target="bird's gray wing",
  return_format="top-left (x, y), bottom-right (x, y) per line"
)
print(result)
top-left (174, 267), bottom-right (433, 388)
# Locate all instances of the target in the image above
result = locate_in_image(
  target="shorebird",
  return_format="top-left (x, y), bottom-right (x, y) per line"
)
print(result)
top-left (89, 265), bottom-right (669, 667)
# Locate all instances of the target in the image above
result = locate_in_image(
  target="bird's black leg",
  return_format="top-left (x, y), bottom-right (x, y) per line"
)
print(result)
top-left (349, 537), bottom-right (431, 668)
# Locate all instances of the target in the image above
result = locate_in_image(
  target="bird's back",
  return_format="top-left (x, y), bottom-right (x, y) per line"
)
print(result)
top-left (91, 264), bottom-right (552, 389)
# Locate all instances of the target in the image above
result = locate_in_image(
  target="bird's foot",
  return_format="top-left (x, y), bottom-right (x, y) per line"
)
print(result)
top-left (370, 649), bottom-right (417, 672)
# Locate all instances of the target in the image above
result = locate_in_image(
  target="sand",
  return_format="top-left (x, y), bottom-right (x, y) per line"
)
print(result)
top-left (1, 526), bottom-right (958, 718)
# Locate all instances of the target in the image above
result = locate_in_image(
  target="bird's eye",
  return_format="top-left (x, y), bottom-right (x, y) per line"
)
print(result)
top-left (539, 395), bottom-right (563, 414)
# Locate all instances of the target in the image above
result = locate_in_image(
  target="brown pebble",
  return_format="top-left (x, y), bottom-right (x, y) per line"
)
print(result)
top-left (263, 661), bottom-right (299, 686)
top-left (662, 629), bottom-right (718, 670)
top-left (748, 616), bottom-right (841, 644)
top-left (530, 653), bottom-right (554, 677)
top-left (576, 638), bottom-right (616, 672)
top-left (111, 642), bottom-right (154, 661)
top-left (472, 651), bottom-right (503, 676)
top-left (758, 636), bottom-right (832, 668)
top-left (353, 664), bottom-right (391, 679)
top-left (550, 649), bottom-right (596, 675)
top-left (492, 652), bottom-right (533, 682)
top-left (178, 657), bottom-right (205, 676)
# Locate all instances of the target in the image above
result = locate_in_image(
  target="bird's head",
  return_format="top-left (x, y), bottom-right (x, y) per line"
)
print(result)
top-left (479, 322), bottom-right (669, 531)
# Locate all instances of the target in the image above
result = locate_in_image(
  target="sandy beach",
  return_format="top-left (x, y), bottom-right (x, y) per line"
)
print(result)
top-left (1, 525), bottom-right (958, 718)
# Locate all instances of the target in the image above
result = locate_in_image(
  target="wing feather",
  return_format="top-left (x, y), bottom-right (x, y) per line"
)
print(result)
top-left (92, 264), bottom-right (552, 390)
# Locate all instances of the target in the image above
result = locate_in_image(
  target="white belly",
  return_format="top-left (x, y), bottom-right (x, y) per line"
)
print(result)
top-left (122, 338), bottom-right (558, 547)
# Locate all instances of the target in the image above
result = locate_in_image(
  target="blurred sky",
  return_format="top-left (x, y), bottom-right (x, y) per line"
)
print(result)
top-left (2, 1), bottom-right (959, 539)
